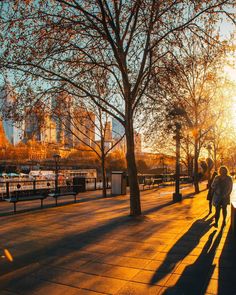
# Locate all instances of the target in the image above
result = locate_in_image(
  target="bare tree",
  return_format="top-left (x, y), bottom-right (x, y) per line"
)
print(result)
top-left (145, 28), bottom-right (232, 193)
top-left (1, 0), bottom-right (235, 214)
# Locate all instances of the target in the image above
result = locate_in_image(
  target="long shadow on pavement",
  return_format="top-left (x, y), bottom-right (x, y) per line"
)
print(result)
top-left (163, 227), bottom-right (224, 294)
top-left (0, 188), bottom-right (206, 293)
top-left (150, 215), bottom-right (214, 288)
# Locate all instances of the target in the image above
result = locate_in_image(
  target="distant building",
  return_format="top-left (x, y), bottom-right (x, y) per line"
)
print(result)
top-left (24, 103), bottom-right (57, 144)
top-left (72, 108), bottom-right (95, 147)
top-left (52, 93), bottom-right (96, 148)
top-left (0, 83), bottom-right (23, 145)
top-left (24, 108), bottom-right (42, 141)
top-left (95, 139), bottom-right (113, 152)
top-left (52, 92), bottom-right (74, 147)
top-left (104, 121), bottom-right (112, 141)
top-left (111, 118), bottom-right (126, 153)
top-left (40, 115), bottom-right (57, 143)
top-left (134, 132), bottom-right (142, 153)
top-left (112, 118), bottom-right (125, 139)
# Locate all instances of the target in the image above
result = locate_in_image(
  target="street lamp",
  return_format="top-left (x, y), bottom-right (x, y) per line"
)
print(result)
top-left (53, 154), bottom-right (61, 192)
top-left (173, 122), bottom-right (182, 202)
top-left (169, 106), bottom-right (186, 202)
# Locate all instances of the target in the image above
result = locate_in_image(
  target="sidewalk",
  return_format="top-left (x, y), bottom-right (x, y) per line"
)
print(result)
top-left (1, 183), bottom-right (236, 295)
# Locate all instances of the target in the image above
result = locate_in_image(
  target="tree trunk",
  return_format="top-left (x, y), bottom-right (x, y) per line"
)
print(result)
top-left (101, 153), bottom-right (107, 198)
top-left (125, 120), bottom-right (141, 216)
top-left (193, 139), bottom-right (200, 193)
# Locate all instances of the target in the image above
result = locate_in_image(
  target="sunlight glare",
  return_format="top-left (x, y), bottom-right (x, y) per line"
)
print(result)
top-left (224, 65), bottom-right (236, 83)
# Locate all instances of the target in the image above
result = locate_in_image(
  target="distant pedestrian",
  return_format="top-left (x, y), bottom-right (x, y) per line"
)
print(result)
top-left (206, 171), bottom-right (218, 214)
top-left (211, 166), bottom-right (233, 228)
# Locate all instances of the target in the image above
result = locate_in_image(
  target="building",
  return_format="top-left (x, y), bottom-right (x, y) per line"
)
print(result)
top-left (111, 118), bottom-right (126, 153)
top-left (24, 103), bottom-right (57, 144)
top-left (52, 93), bottom-right (96, 148)
top-left (112, 117), bottom-right (125, 139)
top-left (134, 131), bottom-right (142, 153)
top-left (24, 107), bottom-right (42, 141)
top-left (72, 108), bottom-right (96, 147)
top-left (52, 92), bottom-right (74, 147)
top-left (40, 115), bottom-right (57, 144)
top-left (0, 83), bottom-right (23, 145)
top-left (104, 121), bottom-right (112, 141)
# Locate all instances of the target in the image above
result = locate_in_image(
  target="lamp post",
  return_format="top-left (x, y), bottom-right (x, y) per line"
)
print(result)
top-left (173, 122), bottom-right (182, 202)
top-left (206, 144), bottom-right (212, 188)
top-left (53, 154), bottom-right (61, 193)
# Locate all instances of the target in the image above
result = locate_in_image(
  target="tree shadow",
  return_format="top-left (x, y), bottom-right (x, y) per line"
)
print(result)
top-left (0, 210), bottom-right (171, 293)
top-left (0, 188), bottom-right (209, 293)
top-left (150, 215), bottom-right (214, 286)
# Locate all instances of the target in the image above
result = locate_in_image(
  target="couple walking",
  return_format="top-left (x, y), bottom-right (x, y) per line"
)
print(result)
top-left (207, 166), bottom-right (233, 228)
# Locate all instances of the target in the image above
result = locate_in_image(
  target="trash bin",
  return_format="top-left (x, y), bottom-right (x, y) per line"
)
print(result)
top-left (73, 177), bottom-right (86, 193)
top-left (111, 171), bottom-right (127, 195)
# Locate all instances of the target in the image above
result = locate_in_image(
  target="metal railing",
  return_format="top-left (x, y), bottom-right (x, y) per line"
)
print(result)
top-left (0, 177), bottom-right (112, 200)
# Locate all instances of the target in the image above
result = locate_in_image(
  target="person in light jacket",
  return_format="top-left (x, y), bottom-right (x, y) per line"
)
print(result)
top-left (211, 166), bottom-right (233, 228)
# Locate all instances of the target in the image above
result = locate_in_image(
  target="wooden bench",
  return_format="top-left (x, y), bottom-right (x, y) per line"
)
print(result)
top-left (153, 178), bottom-right (163, 187)
top-left (180, 176), bottom-right (193, 184)
top-left (48, 185), bottom-right (77, 206)
top-left (4, 189), bottom-right (50, 213)
top-left (142, 178), bottom-right (162, 190)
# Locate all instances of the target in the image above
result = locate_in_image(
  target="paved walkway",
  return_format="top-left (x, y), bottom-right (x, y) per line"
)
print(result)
top-left (1, 183), bottom-right (236, 295)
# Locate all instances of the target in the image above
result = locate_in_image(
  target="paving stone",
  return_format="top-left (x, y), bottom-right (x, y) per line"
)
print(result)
top-left (144, 260), bottom-right (179, 273)
top-left (115, 281), bottom-right (163, 295)
top-left (27, 280), bottom-right (103, 295)
top-left (77, 261), bottom-right (112, 275)
top-left (103, 265), bottom-right (140, 280)
top-left (132, 270), bottom-right (171, 286)
top-left (77, 274), bottom-right (127, 294)
top-left (96, 254), bottom-right (151, 269)
top-left (1, 183), bottom-right (236, 294)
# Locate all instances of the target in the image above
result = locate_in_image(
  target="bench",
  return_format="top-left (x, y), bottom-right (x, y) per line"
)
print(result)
top-left (142, 178), bottom-right (162, 190)
top-left (180, 176), bottom-right (193, 184)
top-left (153, 178), bottom-right (163, 187)
top-left (48, 185), bottom-right (77, 206)
top-left (4, 189), bottom-right (50, 213)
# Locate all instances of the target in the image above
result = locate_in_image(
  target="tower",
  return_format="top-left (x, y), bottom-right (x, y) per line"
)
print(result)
top-left (0, 82), bottom-right (23, 145)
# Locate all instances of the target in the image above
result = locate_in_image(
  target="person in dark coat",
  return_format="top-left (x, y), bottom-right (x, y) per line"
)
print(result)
top-left (206, 171), bottom-right (218, 214)
top-left (211, 166), bottom-right (233, 228)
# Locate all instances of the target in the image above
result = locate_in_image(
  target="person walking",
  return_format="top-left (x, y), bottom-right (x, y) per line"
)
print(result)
top-left (211, 166), bottom-right (233, 228)
top-left (207, 171), bottom-right (218, 214)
